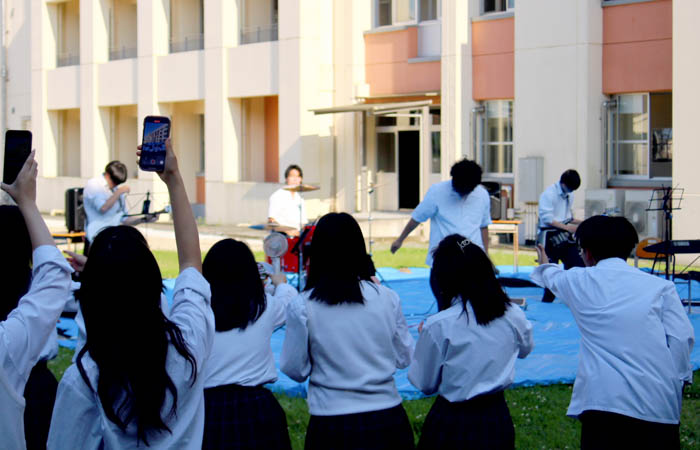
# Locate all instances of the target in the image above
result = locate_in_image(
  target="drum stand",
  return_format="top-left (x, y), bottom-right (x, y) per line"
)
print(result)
top-left (297, 191), bottom-right (305, 290)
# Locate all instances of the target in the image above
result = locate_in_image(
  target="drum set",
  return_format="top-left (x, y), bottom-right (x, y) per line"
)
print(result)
top-left (253, 184), bottom-right (319, 289)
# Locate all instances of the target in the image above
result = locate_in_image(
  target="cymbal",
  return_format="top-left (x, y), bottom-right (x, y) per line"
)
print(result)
top-left (250, 223), bottom-right (297, 232)
top-left (283, 184), bottom-right (320, 193)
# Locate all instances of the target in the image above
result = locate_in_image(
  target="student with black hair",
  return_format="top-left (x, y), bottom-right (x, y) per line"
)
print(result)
top-left (409, 234), bottom-right (533, 449)
top-left (391, 159), bottom-right (491, 266)
top-left (83, 160), bottom-right (157, 251)
top-left (48, 139), bottom-right (215, 449)
top-left (0, 151), bottom-right (73, 449)
top-left (537, 169), bottom-right (585, 302)
top-left (281, 212), bottom-right (415, 450)
top-left (201, 238), bottom-right (296, 450)
top-left (268, 164), bottom-right (307, 236)
top-left (532, 215), bottom-right (694, 449)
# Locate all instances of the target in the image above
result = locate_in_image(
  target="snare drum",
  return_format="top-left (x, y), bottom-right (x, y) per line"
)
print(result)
top-left (268, 225), bottom-right (316, 274)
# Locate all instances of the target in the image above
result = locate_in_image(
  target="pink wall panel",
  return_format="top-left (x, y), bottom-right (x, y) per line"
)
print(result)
top-left (471, 18), bottom-right (514, 100)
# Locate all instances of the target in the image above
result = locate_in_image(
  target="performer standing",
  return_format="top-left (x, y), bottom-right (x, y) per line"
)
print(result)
top-left (268, 164), bottom-right (307, 237)
top-left (537, 169), bottom-right (584, 302)
top-left (391, 159), bottom-right (491, 266)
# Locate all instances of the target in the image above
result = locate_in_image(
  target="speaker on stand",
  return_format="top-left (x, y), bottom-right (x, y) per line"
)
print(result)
top-left (65, 188), bottom-right (85, 232)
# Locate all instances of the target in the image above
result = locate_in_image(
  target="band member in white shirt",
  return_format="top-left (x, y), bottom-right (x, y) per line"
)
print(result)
top-left (0, 152), bottom-right (73, 450)
top-left (391, 159), bottom-right (491, 266)
top-left (537, 169), bottom-right (584, 302)
top-left (409, 234), bottom-right (533, 449)
top-left (281, 213), bottom-right (415, 450)
top-left (202, 238), bottom-right (296, 450)
top-left (532, 216), bottom-right (694, 449)
top-left (268, 164), bottom-right (308, 236)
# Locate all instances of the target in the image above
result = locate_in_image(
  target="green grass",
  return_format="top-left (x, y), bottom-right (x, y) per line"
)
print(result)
top-left (51, 247), bottom-right (698, 448)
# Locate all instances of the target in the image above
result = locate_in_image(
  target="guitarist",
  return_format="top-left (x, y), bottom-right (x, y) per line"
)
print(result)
top-left (537, 170), bottom-right (585, 302)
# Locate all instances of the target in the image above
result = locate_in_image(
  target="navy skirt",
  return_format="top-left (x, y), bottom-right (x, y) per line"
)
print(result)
top-left (305, 404), bottom-right (415, 450)
top-left (203, 383), bottom-right (291, 450)
top-left (417, 392), bottom-right (515, 450)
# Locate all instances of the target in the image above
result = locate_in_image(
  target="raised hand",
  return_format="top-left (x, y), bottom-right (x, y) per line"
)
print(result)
top-left (1, 149), bottom-right (37, 205)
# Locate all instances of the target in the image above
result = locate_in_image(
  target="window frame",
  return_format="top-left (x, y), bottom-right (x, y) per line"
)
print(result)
top-left (375, 0), bottom-right (434, 28)
top-left (482, 0), bottom-right (515, 16)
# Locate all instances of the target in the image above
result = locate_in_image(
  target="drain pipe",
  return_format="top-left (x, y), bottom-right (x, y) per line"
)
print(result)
top-left (471, 104), bottom-right (484, 161)
top-left (601, 98), bottom-right (617, 188)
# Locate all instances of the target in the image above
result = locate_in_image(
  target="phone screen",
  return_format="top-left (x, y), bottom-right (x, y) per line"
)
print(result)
top-left (139, 117), bottom-right (170, 172)
top-left (3, 130), bottom-right (32, 184)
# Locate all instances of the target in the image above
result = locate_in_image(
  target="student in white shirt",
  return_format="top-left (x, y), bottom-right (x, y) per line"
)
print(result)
top-left (532, 216), bottom-right (694, 449)
top-left (201, 238), bottom-right (296, 450)
top-left (83, 161), bottom-right (156, 251)
top-left (0, 152), bottom-right (73, 450)
top-left (281, 212), bottom-right (415, 450)
top-left (48, 138), bottom-right (215, 449)
top-left (537, 169), bottom-right (584, 302)
top-left (391, 159), bottom-right (491, 266)
top-left (409, 234), bottom-right (533, 449)
top-left (268, 164), bottom-right (308, 236)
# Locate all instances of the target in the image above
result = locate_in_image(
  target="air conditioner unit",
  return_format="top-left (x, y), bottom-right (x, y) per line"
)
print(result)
top-left (584, 189), bottom-right (625, 218)
top-left (624, 190), bottom-right (664, 240)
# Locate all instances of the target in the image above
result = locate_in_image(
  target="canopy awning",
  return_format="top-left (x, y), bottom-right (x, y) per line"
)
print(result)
top-left (310, 100), bottom-right (433, 115)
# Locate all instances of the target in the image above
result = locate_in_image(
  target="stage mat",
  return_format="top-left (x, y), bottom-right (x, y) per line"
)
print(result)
top-left (57, 266), bottom-right (700, 400)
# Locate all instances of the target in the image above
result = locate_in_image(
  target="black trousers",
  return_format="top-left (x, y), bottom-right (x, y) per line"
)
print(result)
top-left (580, 410), bottom-right (680, 450)
top-left (23, 361), bottom-right (58, 450)
top-left (541, 233), bottom-right (584, 302)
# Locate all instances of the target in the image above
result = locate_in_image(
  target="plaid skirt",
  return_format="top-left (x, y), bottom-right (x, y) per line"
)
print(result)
top-left (417, 392), bottom-right (514, 450)
top-left (203, 383), bottom-right (291, 450)
top-left (305, 404), bottom-right (415, 450)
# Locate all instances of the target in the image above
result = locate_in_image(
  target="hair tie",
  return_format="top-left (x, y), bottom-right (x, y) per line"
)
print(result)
top-left (457, 238), bottom-right (471, 253)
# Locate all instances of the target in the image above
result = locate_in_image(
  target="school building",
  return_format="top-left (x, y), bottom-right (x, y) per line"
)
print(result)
top-left (0, 0), bottom-right (698, 248)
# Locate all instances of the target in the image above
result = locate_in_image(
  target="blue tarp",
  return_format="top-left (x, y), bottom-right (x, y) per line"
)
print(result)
top-left (57, 266), bottom-right (700, 400)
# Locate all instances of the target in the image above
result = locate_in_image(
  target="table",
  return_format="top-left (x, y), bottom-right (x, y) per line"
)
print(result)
top-left (488, 220), bottom-right (522, 272)
top-left (52, 231), bottom-right (85, 253)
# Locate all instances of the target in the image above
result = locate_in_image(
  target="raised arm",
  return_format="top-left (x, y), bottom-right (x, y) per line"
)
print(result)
top-left (391, 219), bottom-right (420, 254)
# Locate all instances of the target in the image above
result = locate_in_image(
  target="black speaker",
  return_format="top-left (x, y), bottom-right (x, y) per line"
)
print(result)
top-left (65, 188), bottom-right (85, 232)
top-left (482, 181), bottom-right (502, 220)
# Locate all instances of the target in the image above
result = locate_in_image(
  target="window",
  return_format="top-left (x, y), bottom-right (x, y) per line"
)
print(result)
top-left (483, 0), bottom-right (514, 14)
top-left (419, 0), bottom-right (440, 21)
top-left (481, 100), bottom-right (513, 175)
top-left (375, 0), bottom-right (417, 27)
top-left (608, 93), bottom-right (672, 179)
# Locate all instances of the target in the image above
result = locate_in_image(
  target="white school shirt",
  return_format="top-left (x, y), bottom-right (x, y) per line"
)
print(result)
top-left (531, 259), bottom-right (695, 424)
top-left (0, 246), bottom-right (72, 450)
top-left (48, 268), bottom-right (216, 450)
top-left (409, 301), bottom-right (533, 401)
top-left (204, 283), bottom-right (298, 388)
top-left (538, 182), bottom-right (573, 229)
top-left (412, 181), bottom-right (491, 266)
top-left (83, 177), bottom-right (128, 242)
top-left (280, 282), bottom-right (414, 416)
top-left (268, 187), bottom-right (308, 230)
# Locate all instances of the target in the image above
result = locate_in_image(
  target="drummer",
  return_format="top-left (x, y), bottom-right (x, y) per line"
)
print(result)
top-left (268, 164), bottom-right (308, 236)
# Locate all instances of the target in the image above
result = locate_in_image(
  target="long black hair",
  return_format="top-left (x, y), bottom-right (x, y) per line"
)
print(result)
top-left (430, 234), bottom-right (510, 325)
top-left (203, 239), bottom-right (266, 331)
top-left (75, 226), bottom-right (197, 445)
top-left (0, 205), bottom-right (32, 321)
top-left (305, 212), bottom-right (374, 305)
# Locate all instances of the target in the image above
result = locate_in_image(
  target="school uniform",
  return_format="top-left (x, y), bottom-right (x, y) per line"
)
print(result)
top-left (411, 181), bottom-right (491, 266)
top-left (202, 283), bottom-right (297, 450)
top-left (0, 246), bottom-right (73, 450)
top-left (280, 282), bottom-right (415, 450)
top-left (268, 188), bottom-right (307, 231)
top-left (409, 300), bottom-right (533, 449)
top-left (83, 177), bottom-right (128, 243)
top-left (47, 268), bottom-right (215, 450)
top-left (531, 259), bottom-right (695, 448)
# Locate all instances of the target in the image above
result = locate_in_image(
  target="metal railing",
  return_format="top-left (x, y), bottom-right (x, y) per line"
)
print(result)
top-left (239, 23), bottom-right (278, 45)
top-left (169, 33), bottom-right (204, 53)
top-left (109, 46), bottom-right (137, 61)
top-left (56, 52), bottom-right (79, 67)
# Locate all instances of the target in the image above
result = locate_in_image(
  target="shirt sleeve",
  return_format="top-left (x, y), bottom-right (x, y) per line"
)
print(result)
top-left (168, 268), bottom-right (215, 377)
top-left (480, 189), bottom-right (492, 228)
top-left (0, 246), bottom-right (72, 394)
top-left (530, 263), bottom-right (574, 305)
top-left (660, 284), bottom-right (695, 383)
top-left (48, 366), bottom-right (103, 450)
top-left (280, 294), bottom-right (311, 382)
top-left (538, 188), bottom-right (555, 227)
top-left (268, 190), bottom-right (280, 221)
top-left (407, 325), bottom-right (443, 395)
top-left (84, 179), bottom-right (110, 215)
top-left (411, 185), bottom-right (437, 223)
top-left (389, 289), bottom-right (414, 369)
top-left (268, 284), bottom-right (298, 329)
top-left (507, 305), bottom-right (534, 358)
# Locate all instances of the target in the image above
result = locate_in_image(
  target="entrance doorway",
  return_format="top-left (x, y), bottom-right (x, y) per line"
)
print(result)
top-left (398, 130), bottom-right (419, 209)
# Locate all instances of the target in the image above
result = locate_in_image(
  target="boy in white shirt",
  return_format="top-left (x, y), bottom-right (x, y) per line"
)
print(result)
top-left (532, 215), bottom-right (694, 449)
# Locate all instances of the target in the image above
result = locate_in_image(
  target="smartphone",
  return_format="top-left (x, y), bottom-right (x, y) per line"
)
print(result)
top-left (3, 130), bottom-right (32, 184)
top-left (139, 116), bottom-right (170, 172)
